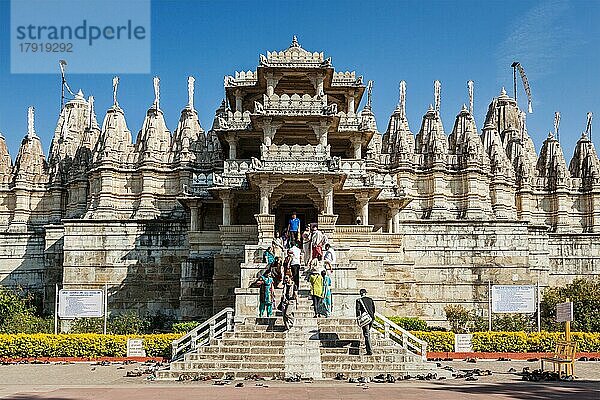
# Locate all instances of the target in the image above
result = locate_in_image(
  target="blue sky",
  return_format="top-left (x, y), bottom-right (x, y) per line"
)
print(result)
top-left (0, 0), bottom-right (598, 160)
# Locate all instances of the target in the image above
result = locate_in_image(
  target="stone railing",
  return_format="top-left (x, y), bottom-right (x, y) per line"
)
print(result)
top-left (260, 49), bottom-right (327, 68)
top-left (372, 173), bottom-right (396, 187)
top-left (192, 172), bottom-right (218, 187)
top-left (261, 143), bottom-right (330, 161)
top-left (171, 307), bottom-right (234, 360)
top-left (332, 71), bottom-right (363, 86)
top-left (224, 159), bottom-right (253, 174)
top-left (224, 70), bottom-right (258, 87)
top-left (254, 93), bottom-right (337, 116)
top-left (334, 225), bottom-right (374, 235)
top-left (214, 110), bottom-right (252, 131)
top-left (337, 111), bottom-right (362, 132)
top-left (220, 225), bottom-right (258, 235)
top-left (340, 160), bottom-right (367, 174)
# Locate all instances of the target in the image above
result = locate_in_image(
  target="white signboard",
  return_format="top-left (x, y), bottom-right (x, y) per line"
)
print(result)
top-left (491, 285), bottom-right (536, 313)
top-left (58, 290), bottom-right (104, 318)
top-left (127, 338), bottom-right (146, 357)
top-left (454, 334), bottom-right (473, 352)
top-left (556, 302), bottom-right (573, 322)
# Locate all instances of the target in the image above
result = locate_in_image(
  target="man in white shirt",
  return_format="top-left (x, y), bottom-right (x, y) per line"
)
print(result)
top-left (323, 243), bottom-right (336, 271)
top-left (288, 244), bottom-right (302, 288)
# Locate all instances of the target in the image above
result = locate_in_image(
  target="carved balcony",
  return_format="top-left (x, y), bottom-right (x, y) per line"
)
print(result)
top-left (224, 70), bottom-right (258, 88)
top-left (213, 110), bottom-right (252, 131)
top-left (331, 71), bottom-right (363, 86)
top-left (254, 94), bottom-right (337, 116)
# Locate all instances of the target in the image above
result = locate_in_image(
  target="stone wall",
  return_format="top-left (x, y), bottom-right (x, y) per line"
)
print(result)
top-left (0, 230), bottom-right (47, 306)
top-left (62, 219), bottom-right (188, 318)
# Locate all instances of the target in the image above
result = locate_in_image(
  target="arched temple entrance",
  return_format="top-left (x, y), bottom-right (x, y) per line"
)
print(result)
top-left (270, 180), bottom-right (321, 235)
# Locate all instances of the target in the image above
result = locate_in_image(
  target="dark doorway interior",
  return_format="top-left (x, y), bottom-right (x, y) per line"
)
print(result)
top-left (274, 199), bottom-right (318, 236)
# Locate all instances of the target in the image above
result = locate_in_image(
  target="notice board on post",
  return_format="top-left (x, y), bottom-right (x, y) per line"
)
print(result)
top-left (556, 302), bottom-right (573, 323)
top-left (491, 285), bottom-right (536, 314)
top-left (58, 289), bottom-right (104, 319)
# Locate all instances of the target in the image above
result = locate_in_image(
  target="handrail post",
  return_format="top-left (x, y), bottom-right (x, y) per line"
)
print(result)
top-left (384, 322), bottom-right (390, 339)
top-left (421, 342), bottom-right (427, 362)
top-left (209, 320), bottom-right (216, 342)
top-left (402, 332), bottom-right (408, 350)
top-left (227, 311), bottom-right (233, 331)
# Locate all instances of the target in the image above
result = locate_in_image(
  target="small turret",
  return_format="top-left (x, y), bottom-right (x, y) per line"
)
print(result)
top-left (536, 131), bottom-right (569, 191)
top-left (569, 113), bottom-right (600, 188)
top-left (0, 132), bottom-right (12, 184)
top-left (48, 90), bottom-right (91, 183)
top-left (449, 105), bottom-right (487, 168)
top-left (135, 77), bottom-right (171, 163)
top-left (171, 76), bottom-right (206, 164)
top-left (382, 81), bottom-right (414, 166)
top-left (94, 77), bottom-right (133, 163)
top-left (14, 107), bottom-right (48, 185)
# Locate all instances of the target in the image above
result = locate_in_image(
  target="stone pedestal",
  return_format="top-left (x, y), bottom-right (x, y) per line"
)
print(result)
top-left (255, 214), bottom-right (275, 245)
top-left (317, 214), bottom-right (338, 236)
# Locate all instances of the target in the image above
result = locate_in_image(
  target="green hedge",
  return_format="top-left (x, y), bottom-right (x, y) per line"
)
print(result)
top-left (1, 332), bottom-right (599, 358)
top-left (0, 334), bottom-right (180, 359)
top-left (408, 331), bottom-right (600, 352)
top-left (172, 322), bottom-right (200, 334)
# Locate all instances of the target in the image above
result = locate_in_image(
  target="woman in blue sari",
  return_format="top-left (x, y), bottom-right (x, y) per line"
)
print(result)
top-left (320, 269), bottom-right (332, 317)
top-left (258, 270), bottom-right (275, 317)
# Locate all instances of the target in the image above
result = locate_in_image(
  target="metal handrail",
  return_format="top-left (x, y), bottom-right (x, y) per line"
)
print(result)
top-left (373, 312), bottom-right (428, 361)
top-left (171, 307), bottom-right (235, 361)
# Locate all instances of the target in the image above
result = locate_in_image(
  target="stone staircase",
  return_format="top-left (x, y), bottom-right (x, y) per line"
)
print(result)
top-left (157, 267), bottom-right (448, 380)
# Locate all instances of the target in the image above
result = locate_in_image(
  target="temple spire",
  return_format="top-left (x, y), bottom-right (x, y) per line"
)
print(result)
top-left (434, 80), bottom-right (441, 113)
top-left (365, 80), bottom-right (373, 110)
top-left (398, 80), bottom-right (406, 118)
top-left (153, 76), bottom-right (160, 110)
top-left (584, 112), bottom-right (593, 139)
top-left (187, 76), bottom-right (195, 110)
top-left (554, 111), bottom-right (561, 140)
top-left (467, 80), bottom-right (474, 114)
top-left (27, 106), bottom-right (36, 138)
top-left (112, 76), bottom-right (120, 108)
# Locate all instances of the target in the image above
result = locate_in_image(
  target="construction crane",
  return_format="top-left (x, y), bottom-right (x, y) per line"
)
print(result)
top-left (511, 61), bottom-right (533, 113)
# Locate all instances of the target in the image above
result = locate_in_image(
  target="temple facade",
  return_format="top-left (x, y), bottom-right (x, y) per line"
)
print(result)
top-left (1, 37), bottom-right (599, 324)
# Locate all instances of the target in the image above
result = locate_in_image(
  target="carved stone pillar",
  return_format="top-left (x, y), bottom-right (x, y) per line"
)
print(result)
top-left (347, 93), bottom-right (355, 114)
top-left (190, 204), bottom-right (198, 231)
top-left (355, 193), bottom-right (370, 225)
top-left (235, 90), bottom-right (243, 112)
top-left (262, 118), bottom-right (282, 147)
top-left (390, 203), bottom-right (400, 233)
top-left (226, 135), bottom-right (238, 159)
top-left (259, 187), bottom-right (269, 215)
top-left (264, 72), bottom-right (282, 97)
top-left (220, 191), bottom-right (232, 226)
top-left (324, 184), bottom-right (334, 215)
top-left (351, 136), bottom-right (362, 159)
top-left (316, 75), bottom-right (324, 95)
top-left (310, 122), bottom-right (329, 148)
top-left (255, 214), bottom-right (275, 245)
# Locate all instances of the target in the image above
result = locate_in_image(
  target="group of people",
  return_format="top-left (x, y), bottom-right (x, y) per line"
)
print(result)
top-left (256, 213), bottom-right (336, 327)
top-left (254, 213), bottom-right (376, 355)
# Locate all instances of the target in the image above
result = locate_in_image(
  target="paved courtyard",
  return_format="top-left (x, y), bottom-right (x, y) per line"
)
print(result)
top-left (0, 360), bottom-right (598, 399)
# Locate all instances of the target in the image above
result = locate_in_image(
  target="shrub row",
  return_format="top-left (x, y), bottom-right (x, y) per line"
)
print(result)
top-left (1, 331), bottom-right (599, 358)
top-left (0, 334), bottom-right (180, 359)
top-left (407, 331), bottom-right (600, 353)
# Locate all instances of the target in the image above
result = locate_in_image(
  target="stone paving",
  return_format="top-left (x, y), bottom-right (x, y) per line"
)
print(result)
top-left (0, 360), bottom-right (598, 399)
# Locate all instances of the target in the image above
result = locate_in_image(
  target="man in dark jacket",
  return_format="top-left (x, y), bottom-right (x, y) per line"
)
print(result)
top-left (356, 288), bottom-right (375, 355)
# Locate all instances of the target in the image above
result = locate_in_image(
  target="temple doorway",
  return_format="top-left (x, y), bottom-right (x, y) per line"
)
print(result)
top-left (274, 201), bottom-right (318, 236)
top-left (270, 180), bottom-right (321, 235)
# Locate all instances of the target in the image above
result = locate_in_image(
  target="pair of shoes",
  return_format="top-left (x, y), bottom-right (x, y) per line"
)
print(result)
top-left (365, 352), bottom-right (373, 356)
